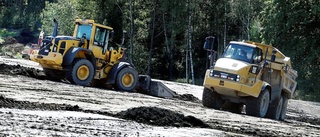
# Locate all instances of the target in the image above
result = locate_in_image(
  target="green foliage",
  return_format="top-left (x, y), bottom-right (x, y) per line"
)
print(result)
top-left (261, 0), bottom-right (320, 101)
top-left (0, 29), bottom-right (17, 37)
top-left (0, 37), bottom-right (4, 44)
top-left (294, 90), bottom-right (320, 102)
top-left (42, 0), bottom-right (77, 36)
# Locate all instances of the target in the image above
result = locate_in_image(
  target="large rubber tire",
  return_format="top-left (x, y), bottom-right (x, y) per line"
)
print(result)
top-left (246, 89), bottom-right (270, 117)
top-left (202, 88), bottom-right (223, 110)
top-left (279, 95), bottom-right (288, 121)
top-left (266, 96), bottom-right (283, 120)
top-left (66, 58), bottom-right (94, 86)
top-left (43, 68), bottom-right (64, 82)
top-left (115, 67), bottom-right (138, 91)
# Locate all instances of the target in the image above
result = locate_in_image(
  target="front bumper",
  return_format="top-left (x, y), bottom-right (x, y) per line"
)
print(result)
top-left (203, 70), bottom-right (263, 98)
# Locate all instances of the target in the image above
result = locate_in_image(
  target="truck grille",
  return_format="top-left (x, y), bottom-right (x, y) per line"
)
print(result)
top-left (210, 70), bottom-right (239, 82)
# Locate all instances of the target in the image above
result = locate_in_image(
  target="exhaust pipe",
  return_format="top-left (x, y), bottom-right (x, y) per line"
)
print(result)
top-left (52, 18), bottom-right (58, 37)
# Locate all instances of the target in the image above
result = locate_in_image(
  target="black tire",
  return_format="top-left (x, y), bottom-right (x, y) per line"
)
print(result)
top-left (266, 96), bottom-right (283, 120)
top-left (115, 67), bottom-right (138, 91)
top-left (66, 58), bottom-right (94, 86)
top-left (43, 68), bottom-right (64, 82)
top-left (202, 88), bottom-right (223, 109)
top-left (246, 89), bottom-right (270, 117)
top-left (279, 95), bottom-right (288, 121)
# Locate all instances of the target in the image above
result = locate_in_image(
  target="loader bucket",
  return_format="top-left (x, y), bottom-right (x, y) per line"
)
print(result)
top-left (136, 75), bottom-right (178, 98)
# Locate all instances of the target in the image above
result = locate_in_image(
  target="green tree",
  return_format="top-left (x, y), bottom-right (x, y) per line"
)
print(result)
top-left (262, 0), bottom-right (320, 101)
top-left (42, 0), bottom-right (77, 36)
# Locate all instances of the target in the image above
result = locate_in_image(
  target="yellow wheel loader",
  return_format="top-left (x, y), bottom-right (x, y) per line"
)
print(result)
top-left (30, 18), bottom-right (178, 98)
top-left (30, 19), bottom-right (138, 91)
top-left (202, 37), bottom-right (298, 120)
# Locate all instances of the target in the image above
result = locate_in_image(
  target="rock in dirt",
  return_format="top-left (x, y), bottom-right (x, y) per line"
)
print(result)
top-left (116, 106), bottom-right (210, 128)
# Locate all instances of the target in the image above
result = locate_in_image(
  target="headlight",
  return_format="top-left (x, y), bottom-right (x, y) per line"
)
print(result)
top-left (236, 75), bottom-right (240, 82)
top-left (210, 69), bottom-right (214, 77)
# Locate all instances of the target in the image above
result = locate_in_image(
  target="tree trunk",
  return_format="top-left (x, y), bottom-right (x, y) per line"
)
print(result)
top-left (247, 0), bottom-right (251, 40)
top-left (187, 0), bottom-right (194, 84)
top-left (224, 1), bottom-right (227, 49)
top-left (129, 0), bottom-right (134, 64)
top-left (147, 0), bottom-right (157, 76)
top-left (186, 32), bottom-right (189, 83)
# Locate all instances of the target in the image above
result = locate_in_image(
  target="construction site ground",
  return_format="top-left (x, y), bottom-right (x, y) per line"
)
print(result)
top-left (0, 56), bottom-right (319, 137)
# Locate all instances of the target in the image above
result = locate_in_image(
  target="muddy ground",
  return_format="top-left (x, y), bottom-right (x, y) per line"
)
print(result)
top-left (0, 56), bottom-right (319, 137)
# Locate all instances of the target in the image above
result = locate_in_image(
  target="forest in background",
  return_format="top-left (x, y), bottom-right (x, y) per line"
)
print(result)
top-left (0, 0), bottom-right (319, 101)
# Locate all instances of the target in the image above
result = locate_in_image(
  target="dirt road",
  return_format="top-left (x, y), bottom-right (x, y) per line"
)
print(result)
top-left (0, 57), bottom-right (319, 137)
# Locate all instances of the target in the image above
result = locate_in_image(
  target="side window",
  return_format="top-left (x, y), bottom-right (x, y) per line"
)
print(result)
top-left (94, 27), bottom-right (106, 46)
top-left (102, 30), bottom-right (110, 54)
top-left (253, 48), bottom-right (263, 63)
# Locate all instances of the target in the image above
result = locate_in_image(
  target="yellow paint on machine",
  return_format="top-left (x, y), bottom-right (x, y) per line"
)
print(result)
top-left (203, 70), bottom-right (262, 98)
top-left (30, 52), bottom-right (63, 70)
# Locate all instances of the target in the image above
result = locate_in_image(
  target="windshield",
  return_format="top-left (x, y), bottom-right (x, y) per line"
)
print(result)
top-left (222, 44), bottom-right (254, 63)
top-left (76, 25), bottom-right (92, 40)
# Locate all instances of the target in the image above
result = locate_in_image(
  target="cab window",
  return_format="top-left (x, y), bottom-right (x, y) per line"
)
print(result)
top-left (253, 48), bottom-right (263, 64)
top-left (94, 27), bottom-right (107, 46)
top-left (76, 25), bottom-right (92, 40)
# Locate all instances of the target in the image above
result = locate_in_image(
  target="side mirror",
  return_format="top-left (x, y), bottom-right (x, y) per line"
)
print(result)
top-left (271, 49), bottom-right (277, 62)
top-left (203, 36), bottom-right (215, 51)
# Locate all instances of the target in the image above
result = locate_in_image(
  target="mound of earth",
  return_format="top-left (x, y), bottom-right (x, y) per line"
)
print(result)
top-left (0, 63), bottom-right (45, 79)
top-left (176, 94), bottom-right (201, 103)
top-left (0, 95), bottom-right (80, 111)
top-left (116, 106), bottom-right (210, 128)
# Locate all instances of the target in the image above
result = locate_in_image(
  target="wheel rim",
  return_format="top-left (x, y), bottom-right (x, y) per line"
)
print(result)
top-left (121, 73), bottom-right (134, 87)
top-left (77, 65), bottom-right (90, 80)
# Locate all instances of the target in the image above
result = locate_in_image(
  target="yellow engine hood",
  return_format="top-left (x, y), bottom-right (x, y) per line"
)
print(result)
top-left (214, 58), bottom-right (250, 73)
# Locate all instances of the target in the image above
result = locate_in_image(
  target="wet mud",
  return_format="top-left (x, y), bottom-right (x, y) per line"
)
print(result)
top-left (116, 106), bottom-right (209, 128)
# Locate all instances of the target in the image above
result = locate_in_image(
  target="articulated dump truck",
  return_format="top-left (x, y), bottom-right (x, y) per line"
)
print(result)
top-left (202, 38), bottom-right (298, 120)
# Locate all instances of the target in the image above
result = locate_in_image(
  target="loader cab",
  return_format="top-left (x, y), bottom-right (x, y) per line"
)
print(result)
top-left (73, 19), bottom-right (114, 60)
top-left (222, 42), bottom-right (263, 64)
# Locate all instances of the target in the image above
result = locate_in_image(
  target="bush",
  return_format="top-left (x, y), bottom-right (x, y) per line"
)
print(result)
top-left (0, 37), bottom-right (4, 44)
top-left (0, 29), bottom-right (17, 37)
